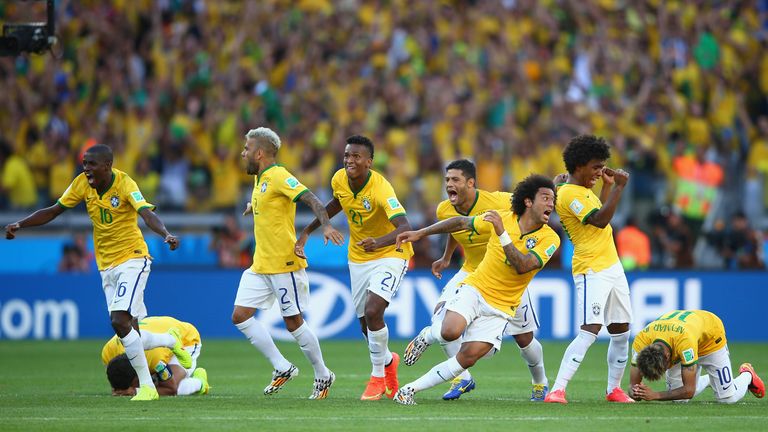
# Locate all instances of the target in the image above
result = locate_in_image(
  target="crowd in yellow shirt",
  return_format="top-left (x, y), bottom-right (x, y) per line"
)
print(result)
top-left (0, 1), bottom-right (766, 258)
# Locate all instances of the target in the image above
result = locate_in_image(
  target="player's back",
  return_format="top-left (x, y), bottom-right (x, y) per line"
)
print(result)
top-left (436, 189), bottom-right (511, 272)
top-left (634, 310), bottom-right (726, 364)
top-left (555, 183), bottom-right (619, 274)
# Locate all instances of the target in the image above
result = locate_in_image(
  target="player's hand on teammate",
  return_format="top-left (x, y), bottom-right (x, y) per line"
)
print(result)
top-left (322, 225), bottom-right (345, 246)
top-left (431, 256), bottom-right (450, 279)
top-left (482, 210), bottom-right (505, 235)
top-left (395, 230), bottom-right (423, 249)
top-left (164, 234), bottom-right (179, 250)
top-left (5, 222), bottom-right (20, 239)
top-left (294, 233), bottom-right (309, 259)
top-left (357, 237), bottom-right (378, 252)
top-left (553, 173), bottom-right (568, 184)
top-left (242, 201), bottom-right (253, 216)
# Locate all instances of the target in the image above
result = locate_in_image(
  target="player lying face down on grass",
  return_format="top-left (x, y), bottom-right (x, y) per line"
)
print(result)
top-left (629, 310), bottom-right (764, 403)
top-left (104, 317), bottom-right (209, 397)
top-left (391, 174), bottom-right (560, 405)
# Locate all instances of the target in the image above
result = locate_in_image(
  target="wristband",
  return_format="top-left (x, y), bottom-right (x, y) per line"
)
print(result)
top-left (498, 231), bottom-right (512, 247)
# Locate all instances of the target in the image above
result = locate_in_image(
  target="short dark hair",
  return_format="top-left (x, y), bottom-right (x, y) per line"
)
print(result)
top-left (636, 344), bottom-right (667, 381)
top-left (106, 354), bottom-right (137, 390)
top-left (562, 134), bottom-right (610, 174)
top-left (346, 135), bottom-right (374, 159)
top-left (445, 159), bottom-right (476, 181)
top-left (85, 144), bottom-right (114, 163)
top-left (512, 174), bottom-right (556, 215)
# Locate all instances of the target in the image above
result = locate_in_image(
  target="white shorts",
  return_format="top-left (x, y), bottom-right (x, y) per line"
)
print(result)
top-left (436, 269), bottom-right (470, 304)
top-left (665, 345), bottom-right (737, 402)
top-left (505, 288), bottom-right (540, 336)
top-left (445, 284), bottom-right (514, 352)
top-left (234, 268), bottom-right (309, 317)
top-left (575, 260), bottom-right (632, 326)
top-left (101, 257), bottom-right (152, 319)
top-left (168, 343), bottom-right (202, 378)
top-left (349, 258), bottom-right (408, 318)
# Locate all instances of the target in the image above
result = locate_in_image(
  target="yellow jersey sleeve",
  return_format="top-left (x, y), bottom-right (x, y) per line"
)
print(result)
top-left (120, 176), bottom-right (155, 212)
top-left (469, 214), bottom-right (494, 236)
top-left (273, 167), bottom-right (309, 202)
top-left (57, 174), bottom-right (87, 208)
top-left (528, 228), bottom-right (561, 268)
top-left (558, 184), bottom-right (599, 224)
top-left (374, 179), bottom-right (407, 220)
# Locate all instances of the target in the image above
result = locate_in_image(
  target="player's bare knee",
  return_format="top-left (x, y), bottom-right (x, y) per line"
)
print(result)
top-left (364, 307), bottom-right (384, 330)
top-left (283, 314), bottom-right (304, 332)
top-left (441, 327), bottom-right (462, 342)
top-left (607, 322), bottom-right (630, 334)
top-left (231, 309), bottom-right (251, 325)
top-left (514, 332), bottom-right (533, 348)
top-left (110, 316), bottom-right (132, 337)
top-left (581, 323), bottom-right (602, 335)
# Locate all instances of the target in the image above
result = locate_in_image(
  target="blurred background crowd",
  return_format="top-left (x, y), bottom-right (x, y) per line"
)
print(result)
top-left (0, 0), bottom-right (766, 271)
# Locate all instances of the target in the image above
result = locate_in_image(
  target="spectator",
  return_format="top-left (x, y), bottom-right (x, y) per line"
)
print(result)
top-left (650, 208), bottom-right (694, 269)
top-left (209, 214), bottom-right (250, 269)
top-left (711, 212), bottom-right (765, 269)
top-left (616, 217), bottom-right (651, 271)
top-left (58, 233), bottom-right (93, 273)
top-left (0, 138), bottom-right (37, 210)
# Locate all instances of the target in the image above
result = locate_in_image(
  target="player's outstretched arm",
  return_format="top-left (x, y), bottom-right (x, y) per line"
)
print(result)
top-left (432, 235), bottom-right (458, 279)
top-left (138, 207), bottom-right (179, 250)
top-left (298, 191), bottom-right (344, 246)
top-left (395, 216), bottom-right (473, 250)
top-left (5, 203), bottom-right (66, 239)
top-left (482, 210), bottom-right (541, 274)
top-left (586, 168), bottom-right (629, 229)
top-left (358, 214), bottom-right (412, 252)
top-left (295, 197), bottom-right (343, 258)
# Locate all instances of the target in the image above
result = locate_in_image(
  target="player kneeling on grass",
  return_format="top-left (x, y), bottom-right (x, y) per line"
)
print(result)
top-left (630, 309), bottom-right (764, 403)
top-left (103, 316), bottom-right (209, 397)
top-left (392, 175), bottom-right (560, 405)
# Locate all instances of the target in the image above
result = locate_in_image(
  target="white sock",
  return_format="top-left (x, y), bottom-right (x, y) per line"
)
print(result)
top-left (120, 329), bottom-right (155, 388)
top-left (606, 330), bottom-right (630, 392)
top-left (176, 377), bottom-right (203, 395)
top-left (235, 317), bottom-right (292, 372)
top-left (694, 374), bottom-right (711, 397)
top-left (291, 322), bottom-right (330, 379)
top-left (519, 338), bottom-right (547, 385)
top-left (552, 329), bottom-right (597, 391)
top-left (368, 326), bottom-right (392, 377)
top-left (140, 330), bottom-right (175, 350)
top-left (441, 338), bottom-right (472, 381)
top-left (430, 322), bottom-right (448, 345)
top-left (719, 372), bottom-right (752, 404)
top-left (407, 357), bottom-right (465, 392)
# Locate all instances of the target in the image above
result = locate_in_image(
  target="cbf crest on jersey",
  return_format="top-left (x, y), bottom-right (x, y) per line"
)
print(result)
top-left (260, 182), bottom-right (268, 193)
top-left (525, 237), bottom-right (537, 249)
top-left (110, 194), bottom-right (120, 208)
top-left (362, 197), bottom-right (372, 211)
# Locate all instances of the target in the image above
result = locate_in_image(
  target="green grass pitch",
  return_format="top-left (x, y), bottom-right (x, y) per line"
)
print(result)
top-left (1, 339), bottom-right (766, 431)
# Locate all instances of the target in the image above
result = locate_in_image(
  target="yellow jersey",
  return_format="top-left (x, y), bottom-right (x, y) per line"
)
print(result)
top-left (249, 164), bottom-right (309, 274)
top-left (462, 210), bottom-right (560, 315)
top-left (100, 316), bottom-right (201, 370)
top-left (58, 169), bottom-right (154, 271)
top-left (436, 190), bottom-right (512, 272)
top-left (331, 169), bottom-right (414, 263)
top-left (556, 183), bottom-right (620, 274)
top-left (632, 310), bottom-right (726, 367)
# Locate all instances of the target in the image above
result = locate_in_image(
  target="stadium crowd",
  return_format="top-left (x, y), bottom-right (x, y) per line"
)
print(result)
top-left (1, 0), bottom-right (766, 269)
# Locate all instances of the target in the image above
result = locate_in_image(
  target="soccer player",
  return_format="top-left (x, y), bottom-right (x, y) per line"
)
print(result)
top-left (4, 144), bottom-right (184, 401)
top-left (544, 134), bottom-right (634, 404)
top-left (630, 309), bottom-right (765, 403)
top-left (407, 159), bottom-right (549, 401)
top-left (103, 316), bottom-right (209, 397)
top-left (296, 135), bottom-right (413, 400)
top-left (233, 127), bottom-right (344, 400)
top-left (392, 174), bottom-right (560, 405)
